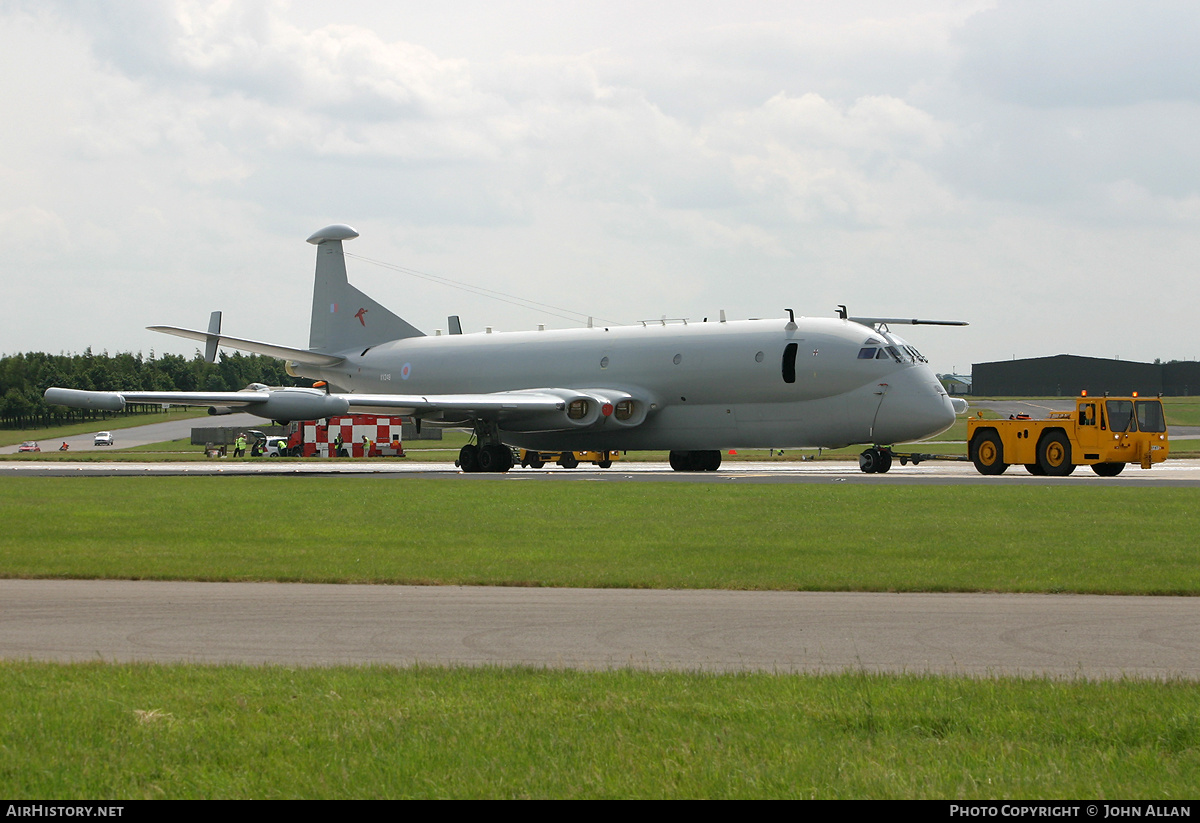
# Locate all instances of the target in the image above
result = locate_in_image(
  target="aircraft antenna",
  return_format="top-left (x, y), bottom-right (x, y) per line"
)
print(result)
top-left (345, 252), bottom-right (624, 328)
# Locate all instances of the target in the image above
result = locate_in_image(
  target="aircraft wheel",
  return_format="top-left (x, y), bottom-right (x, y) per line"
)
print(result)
top-left (528, 457), bottom-right (545, 469)
top-left (559, 453), bottom-right (579, 469)
top-left (668, 451), bottom-right (687, 471)
top-left (1025, 463), bottom-right (1046, 476)
top-left (1091, 462), bottom-right (1125, 477)
top-left (477, 445), bottom-right (512, 473)
top-left (597, 459), bottom-right (612, 469)
top-left (704, 450), bottom-right (722, 471)
top-left (477, 446), bottom-right (497, 472)
top-left (858, 448), bottom-right (879, 474)
top-left (458, 444), bottom-right (481, 473)
top-left (970, 431), bottom-right (1008, 475)
top-left (876, 449), bottom-right (893, 473)
top-left (1037, 431), bottom-right (1075, 477)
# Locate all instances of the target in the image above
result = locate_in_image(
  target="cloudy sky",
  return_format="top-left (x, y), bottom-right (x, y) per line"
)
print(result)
top-left (3, 0), bottom-right (1198, 374)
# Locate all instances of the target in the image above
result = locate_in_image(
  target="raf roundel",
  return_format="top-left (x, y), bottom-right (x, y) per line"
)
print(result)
top-left (400, 362), bottom-right (411, 380)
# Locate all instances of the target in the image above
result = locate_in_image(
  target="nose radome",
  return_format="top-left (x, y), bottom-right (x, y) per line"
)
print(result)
top-left (872, 369), bottom-right (956, 444)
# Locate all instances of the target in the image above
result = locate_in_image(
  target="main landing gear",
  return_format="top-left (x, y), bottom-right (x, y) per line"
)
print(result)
top-left (457, 443), bottom-right (514, 473)
top-left (455, 421), bottom-right (514, 473)
top-left (858, 446), bottom-right (893, 474)
top-left (668, 450), bottom-right (722, 471)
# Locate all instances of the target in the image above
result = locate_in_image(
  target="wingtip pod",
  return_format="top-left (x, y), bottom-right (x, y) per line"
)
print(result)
top-left (306, 224), bottom-right (360, 245)
top-left (44, 387), bottom-right (126, 412)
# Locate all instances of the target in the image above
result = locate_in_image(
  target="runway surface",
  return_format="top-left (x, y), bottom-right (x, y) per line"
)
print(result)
top-left (3, 580), bottom-right (1199, 679)
top-left (4, 457), bottom-right (1200, 485)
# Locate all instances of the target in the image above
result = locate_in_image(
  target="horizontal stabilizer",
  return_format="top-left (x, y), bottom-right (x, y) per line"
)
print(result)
top-left (147, 326), bottom-right (344, 366)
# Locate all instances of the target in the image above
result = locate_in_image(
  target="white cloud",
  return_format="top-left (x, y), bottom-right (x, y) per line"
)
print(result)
top-left (2, 0), bottom-right (1199, 368)
top-left (956, 0), bottom-right (1200, 108)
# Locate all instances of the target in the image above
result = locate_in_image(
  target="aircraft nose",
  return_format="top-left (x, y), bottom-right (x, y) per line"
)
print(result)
top-left (872, 368), bottom-right (957, 444)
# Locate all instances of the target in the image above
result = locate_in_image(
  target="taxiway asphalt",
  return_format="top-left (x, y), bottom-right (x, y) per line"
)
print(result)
top-left (4, 452), bottom-right (1198, 678)
top-left (3, 580), bottom-right (1199, 679)
top-left (4, 457), bottom-right (1200, 486)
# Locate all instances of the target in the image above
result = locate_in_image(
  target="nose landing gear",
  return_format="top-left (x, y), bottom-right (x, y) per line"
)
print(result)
top-left (858, 446), bottom-right (893, 474)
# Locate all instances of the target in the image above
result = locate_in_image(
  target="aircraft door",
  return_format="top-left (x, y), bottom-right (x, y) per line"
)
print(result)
top-left (867, 382), bottom-right (889, 441)
top-left (782, 343), bottom-right (798, 384)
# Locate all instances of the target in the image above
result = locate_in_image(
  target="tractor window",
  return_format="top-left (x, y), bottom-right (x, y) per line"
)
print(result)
top-left (1106, 400), bottom-right (1135, 432)
top-left (782, 343), bottom-right (798, 384)
top-left (1136, 400), bottom-right (1166, 433)
top-left (1079, 403), bottom-right (1096, 426)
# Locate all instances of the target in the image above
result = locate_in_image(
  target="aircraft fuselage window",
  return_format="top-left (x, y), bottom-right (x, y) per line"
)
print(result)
top-left (782, 343), bottom-right (798, 384)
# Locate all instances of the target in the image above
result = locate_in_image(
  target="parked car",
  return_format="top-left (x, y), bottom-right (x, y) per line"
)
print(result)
top-left (94, 431), bottom-right (114, 446)
top-left (18, 441), bottom-right (40, 453)
top-left (264, 436), bottom-right (295, 457)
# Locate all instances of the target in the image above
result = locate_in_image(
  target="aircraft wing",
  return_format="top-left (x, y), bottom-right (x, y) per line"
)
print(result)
top-left (340, 391), bottom-right (565, 418)
top-left (45, 385), bottom-right (643, 432)
top-left (339, 387), bottom-right (644, 432)
top-left (45, 387), bottom-right (271, 412)
top-left (147, 325), bottom-right (345, 367)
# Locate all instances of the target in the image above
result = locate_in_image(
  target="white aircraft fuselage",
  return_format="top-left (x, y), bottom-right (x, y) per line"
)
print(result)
top-left (306, 317), bottom-right (956, 451)
top-left (44, 223), bottom-right (963, 471)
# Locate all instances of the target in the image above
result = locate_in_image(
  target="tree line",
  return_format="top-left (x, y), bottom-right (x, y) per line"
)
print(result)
top-left (1, 349), bottom-right (309, 430)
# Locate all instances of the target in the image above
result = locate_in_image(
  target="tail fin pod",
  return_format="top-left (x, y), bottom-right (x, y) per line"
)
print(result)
top-left (306, 224), bottom-right (425, 354)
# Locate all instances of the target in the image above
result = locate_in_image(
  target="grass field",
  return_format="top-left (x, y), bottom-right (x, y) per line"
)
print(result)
top-left (3, 455), bottom-right (1199, 798)
top-left (2, 477), bottom-right (1198, 594)
top-left (2, 663), bottom-right (1198, 799)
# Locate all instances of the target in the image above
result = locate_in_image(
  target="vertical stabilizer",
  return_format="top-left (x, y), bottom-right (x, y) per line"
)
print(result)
top-left (306, 224), bottom-right (425, 354)
top-left (204, 311), bottom-right (222, 363)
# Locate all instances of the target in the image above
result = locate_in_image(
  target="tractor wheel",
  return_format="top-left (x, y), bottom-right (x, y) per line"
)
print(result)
top-left (970, 431), bottom-right (1008, 475)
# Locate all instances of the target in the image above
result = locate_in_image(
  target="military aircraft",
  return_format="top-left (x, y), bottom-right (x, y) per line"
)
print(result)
top-left (45, 224), bottom-right (967, 473)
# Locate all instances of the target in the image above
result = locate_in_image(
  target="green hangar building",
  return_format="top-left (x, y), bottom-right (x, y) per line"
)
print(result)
top-left (972, 355), bottom-right (1200, 397)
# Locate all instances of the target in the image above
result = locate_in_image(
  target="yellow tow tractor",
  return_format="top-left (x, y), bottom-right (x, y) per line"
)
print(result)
top-left (967, 394), bottom-right (1169, 477)
top-left (517, 449), bottom-right (621, 469)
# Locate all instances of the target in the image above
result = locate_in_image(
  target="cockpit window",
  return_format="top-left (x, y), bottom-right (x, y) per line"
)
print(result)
top-left (857, 347), bottom-right (876, 360)
top-left (885, 346), bottom-right (904, 363)
top-left (1136, 400), bottom-right (1166, 433)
